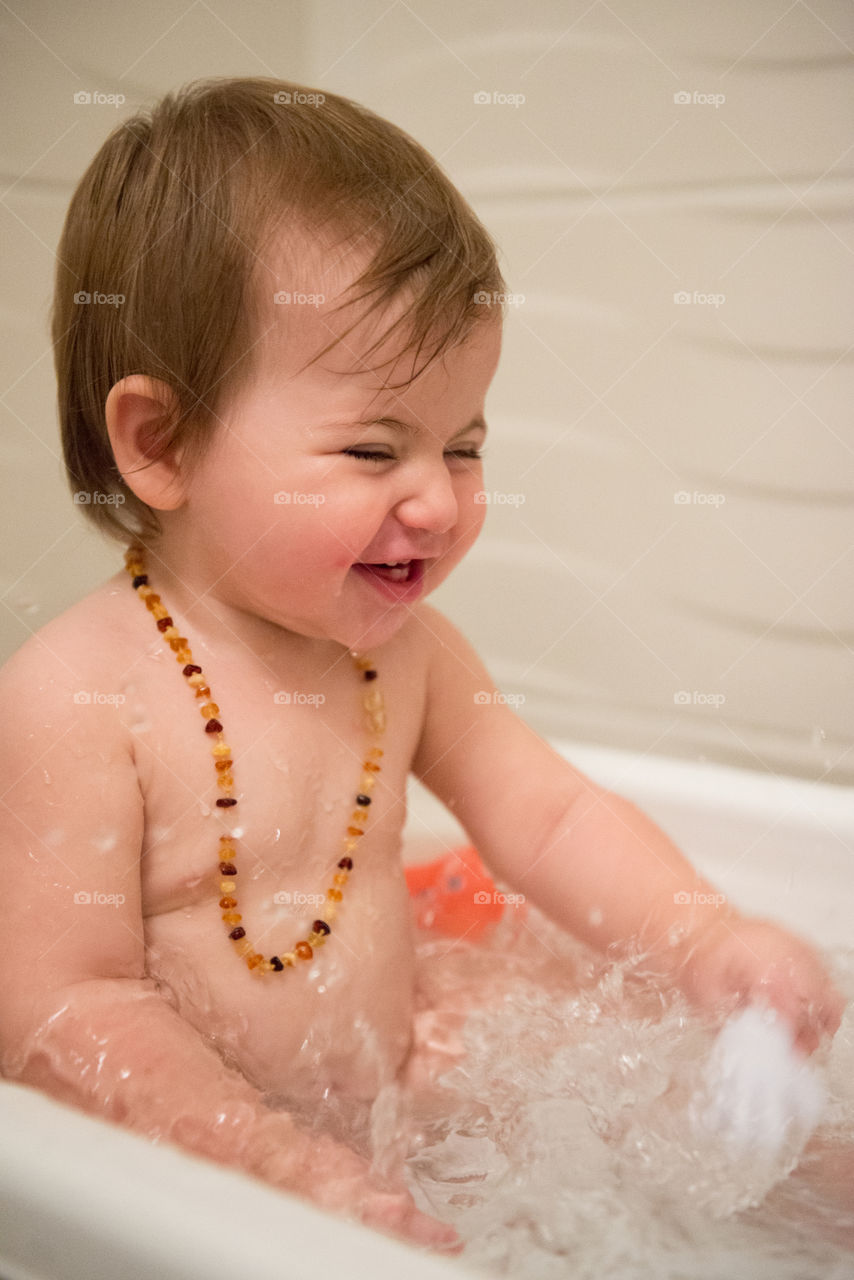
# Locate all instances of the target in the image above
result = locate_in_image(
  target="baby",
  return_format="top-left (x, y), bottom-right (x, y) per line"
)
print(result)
top-left (0, 77), bottom-right (843, 1253)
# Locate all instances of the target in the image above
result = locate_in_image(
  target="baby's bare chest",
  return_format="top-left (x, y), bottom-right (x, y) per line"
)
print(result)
top-left (125, 665), bottom-right (413, 920)
top-left (124, 661), bottom-right (420, 1094)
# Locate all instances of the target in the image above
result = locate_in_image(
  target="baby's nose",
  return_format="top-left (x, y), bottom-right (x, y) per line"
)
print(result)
top-left (394, 463), bottom-right (458, 534)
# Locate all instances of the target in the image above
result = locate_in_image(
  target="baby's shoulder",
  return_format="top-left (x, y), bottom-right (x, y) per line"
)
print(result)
top-left (0, 570), bottom-right (137, 730)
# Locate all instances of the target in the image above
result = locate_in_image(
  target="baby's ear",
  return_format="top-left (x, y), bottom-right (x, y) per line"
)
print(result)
top-left (105, 375), bottom-right (188, 511)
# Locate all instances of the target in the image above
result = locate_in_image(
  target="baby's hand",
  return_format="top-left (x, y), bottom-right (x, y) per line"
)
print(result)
top-left (678, 915), bottom-right (845, 1056)
top-left (259, 1127), bottom-right (461, 1254)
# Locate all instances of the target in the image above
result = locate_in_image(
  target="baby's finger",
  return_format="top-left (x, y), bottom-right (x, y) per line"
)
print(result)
top-left (360, 1188), bottom-right (463, 1252)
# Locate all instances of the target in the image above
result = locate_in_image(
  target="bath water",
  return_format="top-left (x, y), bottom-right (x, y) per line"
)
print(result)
top-left (331, 907), bottom-right (854, 1279)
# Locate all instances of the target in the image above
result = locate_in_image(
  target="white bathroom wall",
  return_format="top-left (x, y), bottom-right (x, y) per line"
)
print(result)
top-left (2, 1), bottom-right (852, 782)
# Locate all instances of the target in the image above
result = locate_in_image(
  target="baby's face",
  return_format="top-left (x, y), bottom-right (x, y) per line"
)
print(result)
top-left (175, 281), bottom-right (502, 652)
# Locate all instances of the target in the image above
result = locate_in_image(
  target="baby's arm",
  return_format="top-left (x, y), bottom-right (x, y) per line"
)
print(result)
top-left (412, 607), bottom-right (843, 1052)
top-left (0, 640), bottom-right (457, 1252)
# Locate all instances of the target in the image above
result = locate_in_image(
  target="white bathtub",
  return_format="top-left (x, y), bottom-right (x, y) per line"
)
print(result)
top-left (1, 743), bottom-right (851, 1280)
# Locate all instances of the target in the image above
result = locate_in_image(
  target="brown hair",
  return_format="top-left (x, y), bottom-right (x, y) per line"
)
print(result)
top-left (52, 76), bottom-right (505, 544)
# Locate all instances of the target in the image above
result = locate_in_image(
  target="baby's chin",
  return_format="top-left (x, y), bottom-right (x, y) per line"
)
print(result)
top-left (329, 612), bottom-right (413, 656)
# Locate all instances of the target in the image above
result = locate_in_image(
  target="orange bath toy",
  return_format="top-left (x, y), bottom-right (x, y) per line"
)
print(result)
top-left (405, 845), bottom-right (525, 938)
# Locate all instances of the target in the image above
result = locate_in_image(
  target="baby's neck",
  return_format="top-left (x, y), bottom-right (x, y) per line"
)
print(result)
top-left (131, 542), bottom-right (348, 675)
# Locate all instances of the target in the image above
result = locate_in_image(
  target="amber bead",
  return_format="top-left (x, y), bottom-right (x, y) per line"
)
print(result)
top-left (183, 663), bottom-right (202, 677)
top-left (327, 888), bottom-right (343, 902)
top-left (247, 953), bottom-right (264, 969)
top-left (333, 872), bottom-right (348, 886)
top-left (338, 857), bottom-right (353, 870)
top-left (355, 794), bottom-right (371, 806)
top-left (295, 941), bottom-right (313, 961)
top-left (222, 911), bottom-right (242, 926)
top-left (219, 896), bottom-right (237, 909)
top-left (229, 926), bottom-right (246, 940)
top-left (212, 741), bottom-right (231, 758)
top-left (346, 826), bottom-right (364, 838)
top-left (194, 685), bottom-right (211, 699)
top-left (219, 861), bottom-right (237, 876)
top-left (201, 702), bottom-right (219, 718)
top-left (270, 956), bottom-right (284, 971)
top-left (156, 616), bottom-right (173, 632)
top-left (216, 797), bottom-right (237, 807)
top-left (205, 719), bottom-right (224, 734)
top-left (312, 920), bottom-right (331, 935)
top-left (131, 575), bottom-right (148, 589)
top-left (219, 878), bottom-right (237, 894)
top-left (363, 761), bottom-right (381, 772)
top-left (215, 759), bottom-right (232, 773)
top-left (363, 669), bottom-right (378, 681)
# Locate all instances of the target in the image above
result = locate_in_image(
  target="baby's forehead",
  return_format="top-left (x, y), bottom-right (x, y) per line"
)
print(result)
top-left (248, 216), bottom-right (501, 398)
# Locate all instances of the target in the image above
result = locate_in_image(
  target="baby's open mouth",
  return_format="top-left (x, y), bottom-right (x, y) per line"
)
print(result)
top-left (351, 559), bottom-right (428, 601)
top-left (357, 560), bottom-right (418, 582)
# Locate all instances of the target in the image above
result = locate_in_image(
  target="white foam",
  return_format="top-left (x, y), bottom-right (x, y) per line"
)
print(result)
top-left (698, 1005), bottom-right (826, 1158)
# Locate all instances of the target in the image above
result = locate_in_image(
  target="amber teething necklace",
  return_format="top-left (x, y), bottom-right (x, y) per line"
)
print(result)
top-left (124, 545), bottom-right (385, 975)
